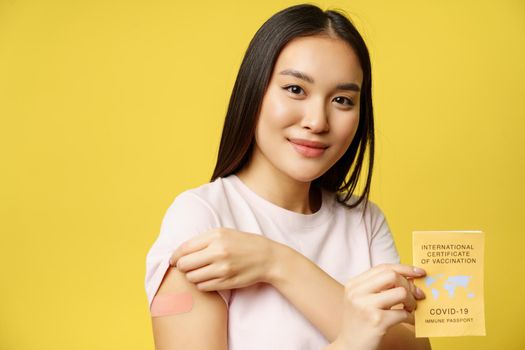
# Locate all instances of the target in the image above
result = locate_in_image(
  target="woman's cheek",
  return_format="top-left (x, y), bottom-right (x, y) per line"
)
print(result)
top-left (268, 96), bottom-right (301, 127)
top-left (333, 117), bottom-right (359, 154)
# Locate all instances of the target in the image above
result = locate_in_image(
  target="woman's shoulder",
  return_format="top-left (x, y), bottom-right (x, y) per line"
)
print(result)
top-left (159, 178), bottom-right (231, 234)
top-left (170, 176), bottom-right (231, 211)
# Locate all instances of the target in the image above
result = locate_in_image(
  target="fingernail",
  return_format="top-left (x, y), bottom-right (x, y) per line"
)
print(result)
top-left (413, 267), bottom-right (426, 275)
top-left (416, 287), bottom-right (426, 298)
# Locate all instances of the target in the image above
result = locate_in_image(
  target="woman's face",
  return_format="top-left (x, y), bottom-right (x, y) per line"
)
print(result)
top-left (251, 34), bottom-right (363, 183)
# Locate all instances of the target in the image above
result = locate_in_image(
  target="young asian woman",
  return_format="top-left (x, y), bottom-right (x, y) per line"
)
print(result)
top-left (145, 4), bottom-right (431, 350)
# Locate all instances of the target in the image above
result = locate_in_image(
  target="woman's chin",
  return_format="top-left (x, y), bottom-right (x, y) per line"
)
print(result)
top-left (285, 169), bottom-right (326, 183)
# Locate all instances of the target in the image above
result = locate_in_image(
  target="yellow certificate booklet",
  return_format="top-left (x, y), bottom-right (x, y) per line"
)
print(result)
top-left (412, 231), bottom-right (486, 337)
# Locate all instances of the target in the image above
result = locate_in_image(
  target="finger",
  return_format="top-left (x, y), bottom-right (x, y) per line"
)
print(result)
top-left (390, 304), bottom-right (416, 324)
top-left (367, 286), bottom-right (417, 313)
top-left (169, 232), bottom-right (216, 266)
top-left (175, 249), bottom-right (215, 272)
top-left (351, 269), bottom-right (413, 299)
top-left (408, 278), bottom-right (426, 300)
top-left (185, 264), bottom-right (222, 284)
top-left (195, 278), bottom-right (228, 292)
top-left (346, 264), bottom-right (426, 291)
top-left (381, 309), bottom-right (414, 329)
top-left (405, 310), bottom-right (415, 325)
top-left (368, 263), bottom-right (426, 280)
top-left (382, 277), bottom-right (423, 302)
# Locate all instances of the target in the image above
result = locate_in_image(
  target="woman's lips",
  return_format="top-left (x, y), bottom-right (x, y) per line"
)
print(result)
top-left (288, 139), bottom-right (328, 158)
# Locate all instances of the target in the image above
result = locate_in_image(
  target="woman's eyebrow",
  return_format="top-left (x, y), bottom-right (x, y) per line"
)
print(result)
top-left (279, 69), bottom-right (360, 92)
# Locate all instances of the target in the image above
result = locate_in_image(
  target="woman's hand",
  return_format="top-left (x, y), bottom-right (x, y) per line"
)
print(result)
top-left (334, 263), bottom-right (427, 350)
top-left (168, 228), bottom-right (279, 291)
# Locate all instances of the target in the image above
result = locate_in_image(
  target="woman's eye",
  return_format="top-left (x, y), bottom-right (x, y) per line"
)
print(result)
top-left (283, 85), bottom-right (305, 95)
top-left (334, 96), bottom-right (355, 107)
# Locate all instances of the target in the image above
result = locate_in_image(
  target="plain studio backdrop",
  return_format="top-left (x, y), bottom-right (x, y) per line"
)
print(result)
top-left (1, 0), bottom-right (524, 349)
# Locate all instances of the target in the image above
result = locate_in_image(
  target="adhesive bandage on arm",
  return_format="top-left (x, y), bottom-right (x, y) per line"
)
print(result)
top-left (150, 291), bottom-right (194, 317)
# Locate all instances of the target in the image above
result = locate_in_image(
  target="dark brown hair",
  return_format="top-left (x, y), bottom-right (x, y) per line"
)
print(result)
top-left (210, 3), bottom-right (375, 212)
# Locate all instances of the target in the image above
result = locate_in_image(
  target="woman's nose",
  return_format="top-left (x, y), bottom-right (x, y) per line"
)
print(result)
top-left (300, 103), bottom-right (329, 133)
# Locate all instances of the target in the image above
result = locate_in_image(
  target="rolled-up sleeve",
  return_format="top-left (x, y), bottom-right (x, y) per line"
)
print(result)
top-left (144, 191), bottom-right (231, 311)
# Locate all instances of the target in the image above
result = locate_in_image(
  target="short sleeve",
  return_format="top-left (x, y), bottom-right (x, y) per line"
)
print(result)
top-left (365, 201), bottom-right (401, 266)
top-left (144, 191), bottom-right (231, 310)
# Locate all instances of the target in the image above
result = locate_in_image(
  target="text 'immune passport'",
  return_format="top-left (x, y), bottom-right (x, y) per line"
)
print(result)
top-left (412, 231), bottom-right (486, 337)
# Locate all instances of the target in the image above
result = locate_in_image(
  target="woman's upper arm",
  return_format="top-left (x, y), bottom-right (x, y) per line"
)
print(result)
top-left (145, 191), bottom-right (229, 349)
top-left (366, 201), bottom-right (401, 266)
top-left (151, 266), bottom-right (228, 350)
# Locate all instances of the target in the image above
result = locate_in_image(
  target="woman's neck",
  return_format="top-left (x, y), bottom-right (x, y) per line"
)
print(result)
top-left (235, 159), bottom-right (322, 215)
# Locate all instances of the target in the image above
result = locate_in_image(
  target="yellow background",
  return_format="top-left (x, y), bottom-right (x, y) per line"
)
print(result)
top-left (1, 0), bottom-right (523, 349)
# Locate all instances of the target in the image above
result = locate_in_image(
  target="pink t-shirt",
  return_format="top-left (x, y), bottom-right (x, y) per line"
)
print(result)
top-left (145, 174), bottom-right (400, 349)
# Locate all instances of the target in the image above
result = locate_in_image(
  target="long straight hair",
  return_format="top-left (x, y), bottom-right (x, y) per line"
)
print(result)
top-left (210, 3), bottom-right (375, 212)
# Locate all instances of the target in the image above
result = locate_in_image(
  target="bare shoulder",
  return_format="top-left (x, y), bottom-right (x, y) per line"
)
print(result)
top-left (151, 267), bottom-right (228, 350)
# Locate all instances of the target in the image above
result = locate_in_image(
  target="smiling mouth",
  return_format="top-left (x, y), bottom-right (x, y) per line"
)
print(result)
top-left (288, 139), bottom-right (328, 158)
top-left (287, 138), bottom-right (329, 149)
